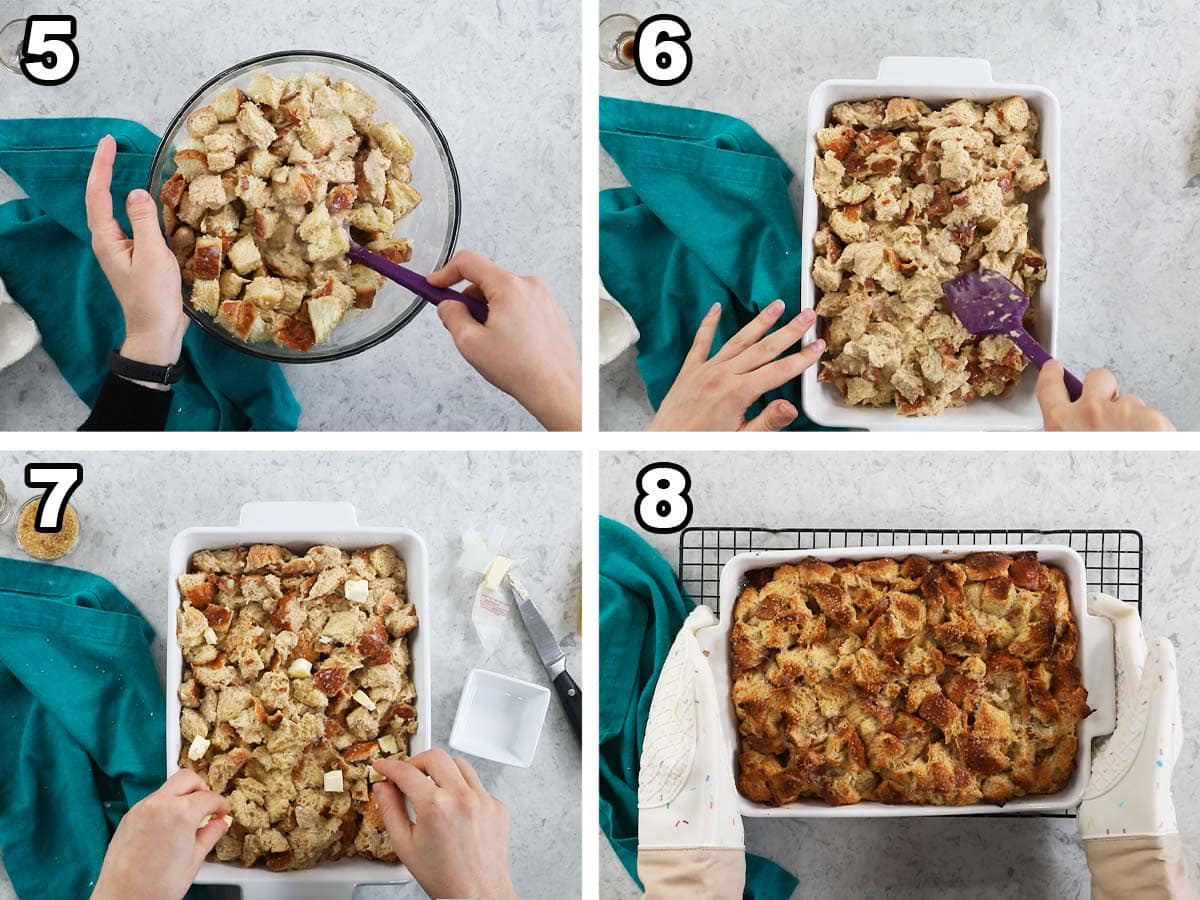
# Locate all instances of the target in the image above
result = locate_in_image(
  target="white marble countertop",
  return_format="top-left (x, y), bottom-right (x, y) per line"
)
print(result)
top-left (599, 0), bottom-right (1200, 431)
top-left (598, 450), bottom-right (1200, 898)
top-left (0, 0), bottom-right (580, 431)
top-left (0, 450), bottom-right (582, 900)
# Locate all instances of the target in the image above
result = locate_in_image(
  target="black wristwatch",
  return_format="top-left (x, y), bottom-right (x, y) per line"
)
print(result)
top-left (107, 350), bottom-right (185, 386)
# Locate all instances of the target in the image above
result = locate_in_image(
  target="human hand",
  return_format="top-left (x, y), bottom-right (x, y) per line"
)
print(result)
top-left (428, 252), bottom-right (581, 431)
top-left (91, 770), bottom-right (230, 900)
top-left (1037, 363), bottom-right (1173, 431)
top-left (86, 134), bottom-right (188, 388)
top-left (372, 749), bottom-right (516, 900)
top-left (648, 301), bottom-right (823, 431)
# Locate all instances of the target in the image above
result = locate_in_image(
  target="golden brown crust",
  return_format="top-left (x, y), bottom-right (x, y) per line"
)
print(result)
top-left (730, 552), bottom-right (1089, 807)
top-left (176, 543), bottom-right (416, 870)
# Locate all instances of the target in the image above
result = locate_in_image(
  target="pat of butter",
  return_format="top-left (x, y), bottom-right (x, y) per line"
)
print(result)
top-left (377, 734), bottom-right (398, 754)
top-left (352, 689), bottom-right (376, 711)
top-left (287, 658), bottom-right (312, 679)
top-left (323, 769), bottom-right (344, 792)
top-left (366, 764), bottom-right (386, 784)
top-left (203, 627), bottom-right (218, 645)
top-left (344, 579), bottom-right (369, 603)
top-left (482, 555), bottom-right (513, 590)
top-left (187, 735), bottom-right (211, 761)
top-left (223, 814), bottom-right (233, 827)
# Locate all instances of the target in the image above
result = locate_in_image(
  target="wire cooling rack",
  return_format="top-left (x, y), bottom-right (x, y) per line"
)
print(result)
top-left (676, 526), bottom-right (1144, 819)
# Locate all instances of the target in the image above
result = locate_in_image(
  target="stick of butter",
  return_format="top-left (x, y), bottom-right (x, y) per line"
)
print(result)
top-left (187, 735), bottom-right (211, 761)
top-left (344, 578), bottom-right (369, 603)
top-left (323, 769), bottom-right (344, 792)
top-left (482, 555), bottom-right (513, 590)
top-left (352, 689), bottom-right (376, 711)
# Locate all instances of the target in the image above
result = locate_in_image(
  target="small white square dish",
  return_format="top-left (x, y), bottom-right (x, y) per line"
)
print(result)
top-left (800, 57), bottom-right (1062, 431)
top-left (449, 669), bottom-right (551, 768)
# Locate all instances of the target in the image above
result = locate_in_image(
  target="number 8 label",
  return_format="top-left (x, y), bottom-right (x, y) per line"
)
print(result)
top-left (635, 463), bottom-right (693, 534)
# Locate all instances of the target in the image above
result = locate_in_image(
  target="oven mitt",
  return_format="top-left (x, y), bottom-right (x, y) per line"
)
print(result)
top-left (599, 97), bottom-right (830, 431)
top-left (638, 605), bottom-right (745, 899)
top-left (1077, 593), bottom-right (1197, 900)
top-left (0, 117), bottom-right (300, 431)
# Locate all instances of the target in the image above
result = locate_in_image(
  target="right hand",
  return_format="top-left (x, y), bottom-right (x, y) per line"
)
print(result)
top-left (91, 770), bottom-right (230, 900)
top-left (373, 749), bottom-right (517, 900)
top-left (1037, 362), bottom-right (1173, 431)
top-left (648, 301), bottom-right (823, 431)
top-left (85, 134), bottom-right (188, 385)
top-left (429, 252), bottom-right (582, 432)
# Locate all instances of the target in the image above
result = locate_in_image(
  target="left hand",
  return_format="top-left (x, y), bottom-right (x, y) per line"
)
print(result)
top-left (85, 134), bottom-right (188, 387)
top-left (91, 769), bottom-right (230, 900)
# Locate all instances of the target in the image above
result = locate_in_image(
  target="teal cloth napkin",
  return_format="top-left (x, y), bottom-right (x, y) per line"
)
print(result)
top-left (0, 557), bottom-right (165, 899)
top-left (0, 117), bottom-right (300, 431)
top-left (600, 97), bottom-right (826, 430)
top-left (598, 517), bottom-right (799, 900)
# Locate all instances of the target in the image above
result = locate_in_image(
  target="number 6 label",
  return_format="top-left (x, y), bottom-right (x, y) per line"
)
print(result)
top-left (24, 463), bottom-right (83, 533)
top-left (20, 15), bottom-right (80, 86)
top-left (634, 14), bottom-right (693, 86)
top-left (635, 463), bottom-right (693, 534)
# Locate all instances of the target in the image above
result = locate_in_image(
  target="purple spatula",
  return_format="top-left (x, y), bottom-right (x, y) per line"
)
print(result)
top-left (347, 243), bottom-right (489, 324)
top-left (942, 269), bottom-right (1082, 400)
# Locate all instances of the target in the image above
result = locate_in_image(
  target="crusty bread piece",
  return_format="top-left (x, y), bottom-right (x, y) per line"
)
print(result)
top-left (245, 72), bottom-right (286, 109)
top-left (365, 238), bottom-right (412, 264)
top-left (243, 276), bottom-right (285, 309)
top-left (384, 180), bottom-right (421, 219)
top-left (347, 264), bottom-right (385, 309)
top-left (216, 300), bottom-right (270, 342)
top-left (368, 122), bottom-right (413, 165)
top-left (191, 279), bottom-right (221, 316)
top-left (211, 87), bottom-right (246, 123)
top-left (307, 292), bottom-right (349, 344)
top-left (219, 270), bottom-right (247, 301)
top-left (187, 106), bottom-right (219, 139)
top-left (347, 204), bottom-right (394, 241)
top-left (193, 236), bottom-right (223, 281)
top-left (174, 148), bottom-right (209, 182)
top-left (237, 102), bottom-right (278, 151)
top-left (160, 173), bottom-right (186, 210)
top-left (248, 148), bottom-right (281, 179)
top-left (228, 234), bottom-right (263, 276)
top-left (188, 174), bottom-right (228, 211)
top-left (335, 79), bottom-right (376, 128)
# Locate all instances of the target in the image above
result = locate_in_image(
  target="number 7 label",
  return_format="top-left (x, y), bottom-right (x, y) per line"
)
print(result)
top-left (24, 463), bottom-right (83, 533)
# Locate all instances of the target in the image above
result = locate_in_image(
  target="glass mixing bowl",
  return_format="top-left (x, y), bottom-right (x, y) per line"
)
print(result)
top-left (148, 50), bottom-right (461, 363)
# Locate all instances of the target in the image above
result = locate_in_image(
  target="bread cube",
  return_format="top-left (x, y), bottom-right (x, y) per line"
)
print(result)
top-left (191, 279), bottom-right (221, 316)
top-left (193, 236), bottom-right (223, 281)
top-left (299, 116), bottom-right (337, 156)
top-left (233, 173), bottom-right (271, 209)
top-left (307, 293), bottom-right (349, 345)
top-left (211, 87), bottom-right (246, 123)
top-left (384, 180), bottom-right (421, 219)
top-left (248, 148), bottom-right (281, 179)
top-left (273, 169), bottom-right (317, 206)
top-left (237, 102), bottom-right (278, 151)
top-left (186, 106), bottom-right (219, 139)
top-left (219, 270), bottom-right (247, 300)
top-left (347, 204), bottom-right (394, 240)
top-left (368, 122), bottom-right (413, 165)
top-left (228, 234), bottom-right (263, 275)
top-left (365, 238), bottom-right (412, 265)
top-left (348, 264), bottom-right (385, 309)
top-left (252, 207), bottom-right (280, 242)
top-left (287, 142), bottom-right (314, 164)
top-left (245, 72), bottom-right (286, 109)
top-left (355, 148), bottom-right (389, 205)
top-left (206, 150), bottom-right (236, 173)
top-left (188, 174), bottom-right (227, 211)
top-left (177, 191), bottom-right (205, 229)
top-left (242, 276), bottom-right (285, 310)
top-left (297, 203), bottom-right (333, 244)
top-left (160, 172), bottom-right (186, 210)
top-left (201, 204), bottom-right (241, 238)
top-left (326, 184), bottom-right (358, 217)
top-left (335, 79), bottom-right (377, 128)
top-left (173, 148), bottom-right (209, 182)
top-left (311, 84), bottom-right (343, 117)
top-left (279, 280), bottom-right (306, 315)
top-left (306, 224), bottom-right (349, 263)
top-left (216, 300), bottom-right (270, 342)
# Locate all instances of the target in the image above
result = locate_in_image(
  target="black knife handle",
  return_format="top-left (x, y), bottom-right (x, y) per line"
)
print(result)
top-left (553, 669), bottom-right (582, 742)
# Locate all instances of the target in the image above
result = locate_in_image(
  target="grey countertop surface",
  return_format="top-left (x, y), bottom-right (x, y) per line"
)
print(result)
top-left (0, 450), bottom-right (582, 900)
top-left (0, 0), bottom-right (580, 431)
top-left (598, 0), bottom-right (1200, 431)
top-left (598, 449), bottom-right (1200, 899)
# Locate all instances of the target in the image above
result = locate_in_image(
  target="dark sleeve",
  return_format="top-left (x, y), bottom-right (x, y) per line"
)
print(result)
top-left (78, 373), bottom-right (172, 431)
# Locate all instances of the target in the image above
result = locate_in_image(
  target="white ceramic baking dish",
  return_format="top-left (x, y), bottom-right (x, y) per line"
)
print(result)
top-left (165, 501), bottom-right (431, 900)
top-left (799, 57), bottom-right (1062, 431)
top-left (697, 544), bottom-right (1115, 818)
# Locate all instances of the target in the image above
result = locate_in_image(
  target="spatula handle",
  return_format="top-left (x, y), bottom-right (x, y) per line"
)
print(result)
top-left (1009, 328), bottom-right (1083, 401)
top-left (348, 244), bottom-right (489, 324)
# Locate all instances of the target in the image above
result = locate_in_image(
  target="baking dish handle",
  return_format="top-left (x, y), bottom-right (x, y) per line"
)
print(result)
top-left (237, 501), bottom-right (360, 531)
top-left (234, 882), bottom-right (409, 900)
top-left (1080, 613), bottom-right (1117, 737)
top-left (876, 56), bottom-right (994, 86)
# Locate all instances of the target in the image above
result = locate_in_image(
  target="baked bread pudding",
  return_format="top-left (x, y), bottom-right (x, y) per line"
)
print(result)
top-left (730, 552), bottom-right (1089, 806)
top-left (811, 97), bottom-right (1049, 415)
top-left (175, 543), bottom-right (418, 870)
top-left (160, 72), bottom-right (421, 351)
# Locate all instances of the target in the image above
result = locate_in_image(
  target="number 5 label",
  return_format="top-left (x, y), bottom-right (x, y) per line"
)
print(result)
top-left (24, 463), bottom-right (83, 533)
top-left (635, 463), bottom-right (693, 534)
top-left (634, 14), bottom-right (693, 86)
top-left (20, 15), bottom-right (80, 86)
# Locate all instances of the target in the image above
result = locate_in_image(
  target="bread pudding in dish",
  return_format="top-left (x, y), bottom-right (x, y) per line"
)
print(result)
top-left (730, 552), bottom-right (1089, 806)
top-left (811, 97), bottom-right (1049, 415)
top-left (175, 543), bottom-right (417, 870)
top-left (160, 72), bottom-right (421, 351)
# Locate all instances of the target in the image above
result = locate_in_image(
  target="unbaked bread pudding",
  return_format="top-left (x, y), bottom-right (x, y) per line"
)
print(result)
top-left (730, 552), bottom-right (1089, 807)
top-left (160, 72), bottom-right (421, 350)
top-left (811, 97), bottom-right (1050, 415)
top-left (175, 543), bottom-right (418, 870)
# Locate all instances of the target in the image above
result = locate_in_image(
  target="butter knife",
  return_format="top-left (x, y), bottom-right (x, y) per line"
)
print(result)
top-left (508, 572), bottom-right (581, 742)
